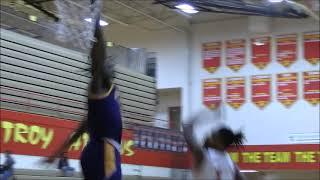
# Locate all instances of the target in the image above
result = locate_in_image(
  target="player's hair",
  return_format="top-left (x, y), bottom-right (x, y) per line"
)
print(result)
top-left (216, 127), bottom-right (245, 149)
top-left (83, 56), bottom-right (115, 78)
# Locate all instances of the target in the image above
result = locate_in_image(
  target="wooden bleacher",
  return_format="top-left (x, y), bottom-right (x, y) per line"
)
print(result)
top-left (0, 29), bottom-right (157, 127)
top-left (13, 169), bottom-right (172, 180)
top-left (12, 169), bottom-right (81, 180)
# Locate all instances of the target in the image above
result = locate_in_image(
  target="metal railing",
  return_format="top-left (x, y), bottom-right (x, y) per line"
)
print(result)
top-left (0, 4), bottom-right (154, 75)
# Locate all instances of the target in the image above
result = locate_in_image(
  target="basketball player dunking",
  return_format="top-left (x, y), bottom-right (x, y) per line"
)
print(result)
top-left (45, 16), bottom-right (122, 180)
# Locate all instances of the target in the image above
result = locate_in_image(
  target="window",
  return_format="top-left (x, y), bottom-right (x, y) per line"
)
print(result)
top-left (146, 53), bottom-right (156, 77)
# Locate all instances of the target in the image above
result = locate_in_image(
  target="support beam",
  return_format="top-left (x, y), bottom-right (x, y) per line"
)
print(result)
top-left (67, 0), bottom-right (129, 26)
top-left (112, 0), bottom-right (186, 33)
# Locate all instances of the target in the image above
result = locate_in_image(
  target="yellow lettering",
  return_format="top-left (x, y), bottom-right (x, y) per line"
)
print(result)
top-left (309, 152), bottom-right (316, 162)
top-left (28, 125), bottom-right (41, 145)
top-left (242, 152), bottom-right (261, 163)
top-left (253, 78), bottom-right (270, 83)
top-left (264, 152), bottom-right (291, 163)
top-left (1, 121), bottom-right (14, 143)
top-left (121, 140), bottom-right (135, 157)
top-left (227, 80), bottom-right (245, 84)
top-left (278, 77), bottom-right (297, 81)
top-left (69, 136), bottom-right (82, 151)
top-left (40, 128), bottom-right (54, 149)
top-left (295, 152), bottom-right (316, 163)
top-left (123, 140), bottom-right (134, 156)
top-left (82, 133), bottom-right (89, 150)
top-left (229, 152), bottom-right (239, 163)
top-left (14, 123), bottom-right (28, 143)
top-left (68, 133), bottom-right (89, 151)
top-left (1, 121), bottom-right (54, 148)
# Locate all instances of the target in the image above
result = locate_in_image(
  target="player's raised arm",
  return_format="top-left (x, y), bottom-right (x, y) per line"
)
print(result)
top-left (89, 17), bottom-right (113, 99)
top-left (182, 116), bottom-right (204, 169)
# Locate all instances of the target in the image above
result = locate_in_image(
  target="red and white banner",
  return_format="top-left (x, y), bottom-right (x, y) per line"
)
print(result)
top-left (251, 75), bottom-right (272, 109)
top-left (202, 42), bottom-right (222, 73)
top-left (226, 77), bottom-right (245, 109)
top-left (303, 71), bottom-right (320, 105)
top-left (276, 34), bottom-right (297, 67)
top-left (203, 78), bottom-right (222, 110)
top-left (277, 73), bottom-right (298, 107)
top-left (304, 32), bottom-right (320, 65)
top-left (0, 109), bottom-right (190, 169)
top-left (226, 39), bottom-right (246, 71)
top-left (1, 109), bottom-right (319, 170)
top-left (251, 37), bottom-right (271, 69)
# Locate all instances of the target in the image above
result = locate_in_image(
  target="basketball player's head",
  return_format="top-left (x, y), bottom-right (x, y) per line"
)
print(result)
top-left (204, 127), bottom-right (245, 151)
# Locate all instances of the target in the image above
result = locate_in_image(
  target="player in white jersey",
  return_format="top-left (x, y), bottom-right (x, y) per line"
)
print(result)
top-left (183, 113), bottom-right (246, 180)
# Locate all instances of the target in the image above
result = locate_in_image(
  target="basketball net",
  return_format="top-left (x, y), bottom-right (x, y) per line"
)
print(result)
top-left (54, 0), bottom-right (103, 52)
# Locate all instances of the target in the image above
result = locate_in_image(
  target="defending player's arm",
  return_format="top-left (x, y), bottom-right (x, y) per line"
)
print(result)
top-left (44, 120), bottom-right (87, 163)
top-left (89, 17), bottom-right (113, 99)
top-left (182, 116), bottom-right (204, 169)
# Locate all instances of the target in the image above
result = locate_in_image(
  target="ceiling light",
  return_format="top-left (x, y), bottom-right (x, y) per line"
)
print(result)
top-left (175, 3), bottom-right (199, 14)
top-left (181, 9), bottom-right (199, 14)
top-left (28, 15), bottom-right (37, 22)
top-left (268, 0), bottom-right (285, 3)
top-left (106, 41), bottom-right (114, 47)
top-left (84, 18), bottom-right (109, 26)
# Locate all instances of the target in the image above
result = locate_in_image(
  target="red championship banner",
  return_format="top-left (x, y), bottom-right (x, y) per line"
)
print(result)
top-left (276, 34), bottom-right (297, 67)
top-left (303, 71), bottom-right (320, 105)
top-left (203, 78), bottom-right (222, 109)
top-left (226, 39), bottom-right (246, 71)
top-left (277, 73), bottom-right (298, 107)
top-left (226, 77), bottom-right (245, 109)
top-left (251, 75), bottom-right (272, 109)
top-left (251, 37), bottom-right (271, 69)
top-left (0, 109), bottom-right (191, 169)
top-left (304, 32), bottom-right (320, 65)
top-left (202, 42), bottom-right (222, 73)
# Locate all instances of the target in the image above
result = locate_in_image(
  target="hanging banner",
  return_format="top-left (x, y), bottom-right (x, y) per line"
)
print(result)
top-left (1, 110), bottom-right (320, 170)
top-left (277, 73), bottom-right (298, 107)
top-left (251, 75), bottom-right (272, 109)
top-left (251, 36), bottom-right (271, 69)
top-left (202, 42), bottom-right (222, 73)
top-left (203, 78), bottom-right (222, 110)
top-left (276, 34), bottom-right (297, 67)
top-left (303, 71), bottom-right (320, 105)
top-left (0, 109), bottom-right (190, 169)
top-left (226, 77), bottom-right (245, 109)
top-left (304, 32), bottom-right (320, 65)
top-left (226, 39), bottom-right (246, 71)
top-left (228, 144), bottom-right (320, 170)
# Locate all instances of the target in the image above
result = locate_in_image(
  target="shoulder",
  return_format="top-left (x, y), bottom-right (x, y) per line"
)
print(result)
top-left (89, 84), bottom-right (115, 99)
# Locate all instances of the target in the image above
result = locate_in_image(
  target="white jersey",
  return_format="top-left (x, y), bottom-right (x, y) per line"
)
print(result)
top-left (193, 148), bottom-right (236, 180)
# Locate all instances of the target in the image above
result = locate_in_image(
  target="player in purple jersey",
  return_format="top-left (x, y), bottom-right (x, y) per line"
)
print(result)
top-left (45, 15), bottom-right (122, 180)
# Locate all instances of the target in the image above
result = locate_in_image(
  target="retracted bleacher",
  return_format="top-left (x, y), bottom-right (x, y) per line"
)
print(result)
top-left (0, 28), bottom-right (156, 127)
